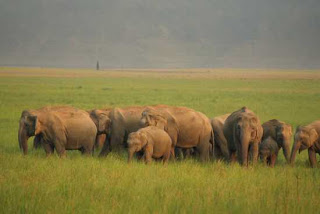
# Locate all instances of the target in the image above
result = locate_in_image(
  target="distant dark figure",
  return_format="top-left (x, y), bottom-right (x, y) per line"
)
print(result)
top-left (96, 61), bottom-right (100, 70)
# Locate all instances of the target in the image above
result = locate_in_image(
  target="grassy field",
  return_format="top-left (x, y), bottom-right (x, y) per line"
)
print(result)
top-left (0, 67), bottom-right (320, 213)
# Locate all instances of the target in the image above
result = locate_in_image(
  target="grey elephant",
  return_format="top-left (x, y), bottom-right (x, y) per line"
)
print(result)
top-left (211, 113), bottom-right (230, 160)
top-left (259, 136), bottom-right (280, 167)
top-left (290, 120), bottom-right (320, 167)
top-left (175, 112), bottom-right (229, 161)
top-left (18, 106), bottom-right (97, 157)
top-left (127, 126), bottom-right (172, 164)
top-left (223, 107), bottom-right (263, 166)
top-left (261, 119), bottom-right (292, 164)
top-left (140, 106), bottom-right (214, 162)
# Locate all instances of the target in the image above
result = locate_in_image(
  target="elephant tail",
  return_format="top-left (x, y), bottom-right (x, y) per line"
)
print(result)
top-left (210, 129), bottom-right (214, 157)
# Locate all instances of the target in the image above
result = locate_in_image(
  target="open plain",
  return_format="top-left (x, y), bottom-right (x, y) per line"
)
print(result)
top-left (0, 67), bottom-right (320, 213)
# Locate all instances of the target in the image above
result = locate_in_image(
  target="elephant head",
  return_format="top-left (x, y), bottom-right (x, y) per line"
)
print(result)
top-left (235, 113), bottom-right (262, 166)
top-left (127, 132), bottom-right (148, 162)
top-left (140, 109), bottom-right (168, 131)
top-left (89, 110), bottom-right (111, 134)
top-left (275, 123), bottom-right (292, 162)
top-left (290, 126), bottom-right (319, 165)
top-left (18, 110), bottom-right (41, 155)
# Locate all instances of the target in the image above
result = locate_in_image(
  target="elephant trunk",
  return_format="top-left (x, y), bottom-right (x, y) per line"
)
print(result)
top-left (282, 139), bottom-right (291, 163)
top-left (95, 134), bottom-right (106, 149)
top-left (128, 148), bottom-right (135, 163)
top-left (290, 140), bottom-right (301, 165)
top-left (18, 123), bottom-right (29, 155)
top-left (240, 130), bottom-right (250, 167)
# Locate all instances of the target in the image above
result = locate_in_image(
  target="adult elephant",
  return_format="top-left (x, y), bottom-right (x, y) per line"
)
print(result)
top-left (97, 105), bottom-right (167, 157)
top-left (18, 106), bottom-right (97, 157)
top-left (211, 113), bottom-right (230, 160)
top-left (262, 119), bottom-right (292, 163)
top-left (290, 120), bottom-right (320, 167)
top-left (223, 107), bottom-right (263, 166)
top-left (140, 106), bottom-right (214, 161)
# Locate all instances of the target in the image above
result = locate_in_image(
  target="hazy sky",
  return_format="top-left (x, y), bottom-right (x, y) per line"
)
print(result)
top-left (0, 0), bottom-right (319, 68)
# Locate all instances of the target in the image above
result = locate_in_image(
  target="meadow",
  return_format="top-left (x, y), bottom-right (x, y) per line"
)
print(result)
top-left (0, 67), bottom-right (320, 213)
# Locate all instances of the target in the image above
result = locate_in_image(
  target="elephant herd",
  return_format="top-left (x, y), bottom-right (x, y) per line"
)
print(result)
top-left (18, 105), bottom-right (320, 167)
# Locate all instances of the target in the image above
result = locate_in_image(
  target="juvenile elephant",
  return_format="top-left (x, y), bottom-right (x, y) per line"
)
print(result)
top-left (211, 113), bottom-right (230, 160)
top-left (127, 126), bottom-right (172, 164)
top-left (223, 107), bottom-right (263, 166)
top-left (262, 119), bottom-right (292, 163)
top-left (98, 105), bottom-right (167, 157)
top-left (140, 106), bottom-right (214, 161)
top-left (290, 120), bottom-right (320, 167)
top-left (18, 106), bottom-right (97, 157)
top-left (259, 136), bottom-right (280, 167)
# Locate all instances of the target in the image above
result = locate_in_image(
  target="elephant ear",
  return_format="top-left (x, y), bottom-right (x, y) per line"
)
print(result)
top-left (29, 115), bottom-right (37, 125)
top-left (26, 115), bottom-right (38, 136)
top-left (275, 124), bottom-right (283, 136)
top-left (98, 113), bottom-right (111, 133)
top-left (253, 121), bottom-right (263, 143)
top-left (164, 112), bottom-right (179, 134)
top-left (249, 117), bottom-right (259, 140)
top-left (89, 110), bottom-right (99, 125)
top-left (309, 129), bottom-right (319, 146)
top-left (155, 114), bottom-right (167, 130)
top-left (140, 132), bottom-right (148, 147)
top-left (285, 124), bottom-right (293, 138)
top-left (146, 109), bottom-right (168, 129)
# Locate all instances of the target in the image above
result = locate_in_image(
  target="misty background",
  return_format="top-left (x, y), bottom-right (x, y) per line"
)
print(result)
top-left (0, 0), bottom-right (319, 69)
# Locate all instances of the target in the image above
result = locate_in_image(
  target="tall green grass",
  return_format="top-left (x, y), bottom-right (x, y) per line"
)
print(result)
top-left (0, 69), bottom-right (320, 213)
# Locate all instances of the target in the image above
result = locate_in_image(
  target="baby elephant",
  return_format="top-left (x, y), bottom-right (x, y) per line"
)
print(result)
top-left (259, 136), bottom-right (279, 167)
top-left (127, 126), bottom-right (172, 164)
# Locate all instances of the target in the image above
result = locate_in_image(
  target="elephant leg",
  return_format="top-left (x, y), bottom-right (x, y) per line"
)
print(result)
top-left (183, 148), bottom-right (192, 159)
top-left (214, 145), bottom-right (223, 160)
top-left (136, 150), bottom-right (144, 161)
top-left (33, 135), bottom-right (42, 149)
top-left (260, 153), bottom-right (267, 166)
top-left (229, 151), bottom-right (237, 163)
top-left (267, 156), bottom-right (271, 166)
top-left (43, 143), bottom-right (54, 157)
top-left (54, 143), bottom-right (66, 158)
top-left (308, 148), bottom-right (317, 168)
top-left (170, 146), bottom-right (176, 161)
top-left (174, 147), bottom-right (183, 160)
top-left (270, 154), bottom-right (277, 168)
top-left (197, 143), bottom-right (210, 162)
top-left (162, 149), bottom-right (171, 164)
top-left (81, 146), bottom-right (94, 156)
top-left (144, 151), bottom-right (153, 164)
top-left (99, 136), bottom-right (111, 157)
top-left (219, 142), bottom-right (230, 161)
